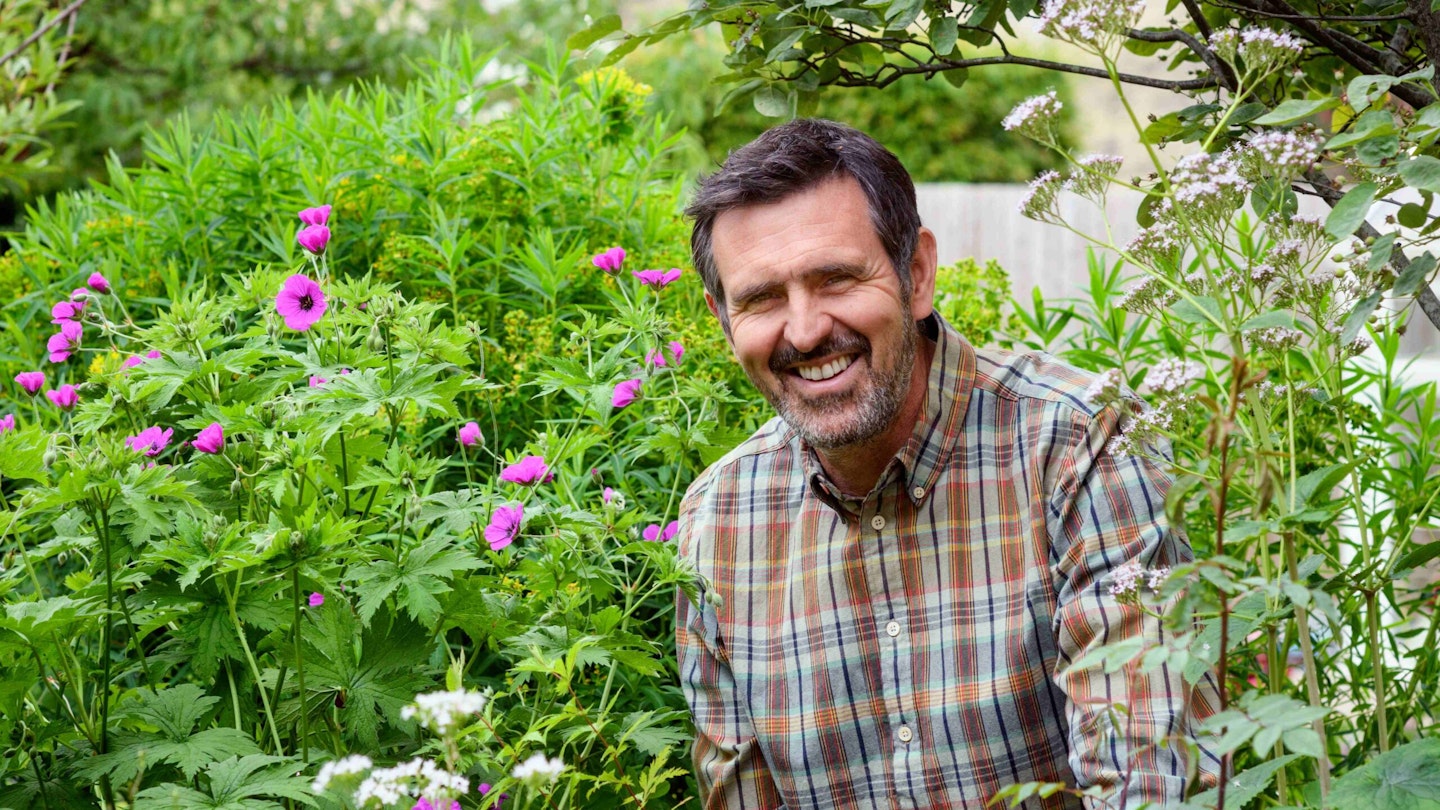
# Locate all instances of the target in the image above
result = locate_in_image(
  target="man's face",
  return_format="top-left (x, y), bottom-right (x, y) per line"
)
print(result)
top-left (706, 176), bottom-right (936, 450)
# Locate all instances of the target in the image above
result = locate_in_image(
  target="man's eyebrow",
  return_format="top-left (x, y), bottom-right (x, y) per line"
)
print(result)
top-left (728, 264), bottom-right (867, 309)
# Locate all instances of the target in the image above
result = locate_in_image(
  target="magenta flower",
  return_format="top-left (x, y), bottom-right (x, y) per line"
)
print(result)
top-left (276, 274), bottom-right (328, 331)
top-left (458, 421), bottom-right (482, 447)
top-left (126, 426), bottom-right (173, 456)
top-left (603, 486), bottom-right (615, 504)
top-left (612, 378), bottom-right (642, 409)
top-left (46, 384), bottom-right (78, 410)
top-left (485, 503), bottom-right (524, 551)
top-left (500, 455), bottom-right (550, 486)
top-left (296, 224), bottom-right (331, 255)
top-left (591, 246), bottom-right (626, 275)
top-left (0, 414), bottom-right (14, 434)
top-left (309, 376), bottom-right (327, 388)
top-left (87, 272), bottom-right (111, 293)
top-left (667, 340), bottom-right (685, 365)
top-left (123, 349), bottom-right (162, 369)
top-left (15, 371), bottom-right (44, 395)
top-left (643, 521), bottom-right (680, 542)
top-left (193, 422), bottom-right (225, 454)
top-left (298, 204), bottom-right (332, 226)
top-left (308, 592), bottom-right (325, 608)
top-left (632, 268), bottom-right (682, 289)
top-left (47, 320), bottom-right (83, 363)
top-left (644, 349), bottom-right (666, 368)
top-left (51, 300), bottom-right (84, 324)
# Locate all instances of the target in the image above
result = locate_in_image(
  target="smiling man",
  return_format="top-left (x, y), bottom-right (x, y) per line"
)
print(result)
top-left (674, 119), bottom-right (1219, 809)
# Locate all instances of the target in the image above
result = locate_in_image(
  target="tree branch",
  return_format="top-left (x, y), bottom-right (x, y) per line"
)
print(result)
top-left (0, 0), bottom-right (91, 69)
top-left (1127, 27), bottom-right (1239, 93)
top-left (848, 53), bottom-right (1218, 92)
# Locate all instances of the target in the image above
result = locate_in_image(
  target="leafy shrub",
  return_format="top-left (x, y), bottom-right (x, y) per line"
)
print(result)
top-left (931, 256), bottom-right (1023, 346)
top-left (0, 39), bottom-right (761, 809)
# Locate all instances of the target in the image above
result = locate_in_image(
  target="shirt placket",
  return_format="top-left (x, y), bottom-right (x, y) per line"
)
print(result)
top-left (860, 482), bottom-right (920, 809)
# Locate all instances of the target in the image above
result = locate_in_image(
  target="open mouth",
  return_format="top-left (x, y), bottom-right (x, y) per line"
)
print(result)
top-left (794, 354), bottom-right (858, 382)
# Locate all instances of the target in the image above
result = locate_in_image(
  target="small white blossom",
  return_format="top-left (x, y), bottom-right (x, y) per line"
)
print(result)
top-left (1126, 222), bottom-right (1184, 270)
top-left (1018, 170), bottom-right (1064, 223)
top-left (1245, 128), bottom-right (1325, 177)
top-left (1106, 403), bottom-right (1175, 458)
top-left (1116, 275), bottom-right (1179, 316)
top-left (1170, 150), bottom-right (1251, 228)
top-left (354, 758), bottom-right (470, 808)
top-left (1066, 153), bottom-right (1124, 198)
top-left (1038, 0), bottom-right (1146, 53)
top-left (1108, 560), bottom-right (1172, 604)
top-left (1083, 368), bottom-right (1124, 406)
top-left (1251, 326), bottom-right (1304, 352)
top-left (400, 688), bottom-right (488, 734)
top-left (1002, 91), bottom-right (1064, 143)
top-left (312, 755), bottom-right (373, 794)
top-left (512, 752), bottom-right (566, 787)
top-left (1238, 27), bottom-right (1305, 70)
top-left (1144, 358), bottom-right (1206, 396)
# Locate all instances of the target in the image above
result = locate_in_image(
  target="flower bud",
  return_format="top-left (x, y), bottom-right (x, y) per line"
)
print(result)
top-left (222, 313), bottom-right (237, 335)
top-left (367, 327), bottom-right (386, 353)
top-left (56, 551), bottom-right (68, 567)
top-left (406, 497), bottom-right (423, 525)
top-left (230, 477), bottom-right (244, 497)
top-left (42, 448), bottom-right (58, 468)
top-left (705, 589), bottom-right (724, 609)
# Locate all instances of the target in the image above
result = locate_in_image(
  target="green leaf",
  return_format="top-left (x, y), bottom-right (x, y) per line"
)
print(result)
top-left (1170, 295), bottom-right (1223, 326)
top-left (1328, 738), bottom-right (1440, 809)
top-left (1283, 727), bottom-right (1325, 758)
top-left (353, 535), bottom-right (483, 626)
top-left (1394, 251), bottom-right (1438, 297)
top-left (1399, 156), bottom-right (1440, 193)
top-left (941, 67), bottom-right (969, 88)
top-left (1326, 183), bottom-right (1378, 240)
top-left (1394, 537), bottom-right (1440, 572)
top-left (1288, 463), bottom-right (1355, 511)
top-left (1398, 203), bottom-right (1429, 229)
top-left (566, 13), bottom-right (622, 51)
top-left (0, 425), bottom-right (47, 481)
top-left (753, 85), bottom-right (791, 118)
top-left (1253, 97), bottom-right (1341, 125)
top-left (1340, 291), bottom-right (1383, 346)
top-left (1191, 755), bottom-right (1302, 809)
top-left (929, 15), bottom-right (958, 55)
top-left (1240, 310), bottom-right (1297, 331)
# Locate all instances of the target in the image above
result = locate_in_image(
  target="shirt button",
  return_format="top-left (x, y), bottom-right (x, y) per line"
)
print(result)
top-left (911, 486), bottom-right (925, 499)
top-left (897, 725), bottom-right (913, 743)
top-left (870, 515), bottom-right (886, 530)
top-left (885, 620), bottom-right (901, 637)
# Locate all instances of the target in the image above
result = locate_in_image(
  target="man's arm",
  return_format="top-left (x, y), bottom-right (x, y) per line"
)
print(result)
top-left (1047, 399), bottom-right (1222, 807)
top-left (675, 583), bottom-right (787, 809)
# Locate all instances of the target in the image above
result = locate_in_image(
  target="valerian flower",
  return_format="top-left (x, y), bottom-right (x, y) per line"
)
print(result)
top-left (1237, 27), bottom-right (1305, 71)
top-left (643, 521), bottom-right (679, 542)
top-left (46, 384), bottom-right (78, 410)
top-left (1251, 326), bottom-right (1305, 352)
top-left (87, 272), bottom-right (111, 293)
top-left (1017, 170), bottom-right (1064, 224)
top-left (1037, 0), bottom-right (1145, 53)
top-left (1108, 560), bottom-right (1172, 605)
top-left (126, 426), bottom-right (173, 456)
top-left (1125, 223), bottom-right (1184, 271)
top-left (311, 755), bottom-right (373, 794)
top-left (298, 204), bottom-right (332, 226)
top-left (192, 422), bottom-right (225, 454)
top-left (458, 421), bottom-right (483, 448)
top-left (484, 503), bottom-right (524, 551)
top-left (632, 268), bottom-right (682, 289)
top-left (400, 688), bottom-right (488, 733)
top-left (1065, 154), bottom-right (1123, 199)
top-left (297, 224), bottom-right (331, 255)
top-left (591, 246), bottom-right (626, 274)
top-left (47, 320), bottom-right (83, 363)
top-left (0, 414), bottom-right (14, 434)
top-left (511, 752), bottom-right (565, 787)
top-left (276, 274), bottom-right (328, 331)
top-left (1169, 150), bottom-right (1251, 229)
top-left (1002, 91), bottom-right (1064, 143)
top-left (612, 378), bottom-right (642, 409)
top-left (1143, 358), bottom-right (1206, 396)
top-left (15, 371), bottom-right (44, 395)
top-left (1116, 274), bottom-right (1180, 317)
top-left (499, 455), bottom-right (549, 486)
top-left (352, 758), bottom-right (470, 808)
top-left (1082, 368), bottom-right (1124, 406)
top-left (1244, 128), bottom-right (1324, 179)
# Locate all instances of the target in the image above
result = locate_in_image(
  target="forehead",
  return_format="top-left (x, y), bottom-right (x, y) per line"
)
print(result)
top-left (709, 176), bottom-right (886, 293)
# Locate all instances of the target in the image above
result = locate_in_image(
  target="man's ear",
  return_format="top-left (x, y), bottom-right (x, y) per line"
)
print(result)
top-left (705, 291), bottom-right (735, 343)
top-left (909, 227), bottom-right (939, 322)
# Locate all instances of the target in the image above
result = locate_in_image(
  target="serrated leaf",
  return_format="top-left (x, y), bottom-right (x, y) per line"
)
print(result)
top-left (353, 535), bottom-right (483, 626)
top-left (1328, 737), bottom-right (1440, 809)
top-left (566, 14), bottom-right (622, 50)
top-left (1191, 755), bottom-right (1302, 809)
top-left (1326, 183), bottom-right (1378, 240)
top-left (1253, 97), bottom-right (1341, 125)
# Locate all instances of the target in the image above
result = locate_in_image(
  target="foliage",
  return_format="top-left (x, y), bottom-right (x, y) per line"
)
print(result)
top-left (0, 40), bottom-right (761, 808)
top-left (622, 29), bottom-right (1075, 182)
top-left (931, 256), bottom-right (1023, 346)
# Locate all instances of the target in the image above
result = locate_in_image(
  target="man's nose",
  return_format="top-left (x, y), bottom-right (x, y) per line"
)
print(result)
top-left (782, 296), bottom-right (833, 354)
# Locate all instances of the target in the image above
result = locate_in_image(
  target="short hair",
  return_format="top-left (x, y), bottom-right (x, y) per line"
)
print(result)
top-left (685, 118), bottom-right (921, 312)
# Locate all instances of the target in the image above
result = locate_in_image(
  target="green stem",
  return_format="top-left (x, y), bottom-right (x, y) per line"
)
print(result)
top-left (338, 431), bottom-right (352, 514)
top-left (226, 571), bottom-right (286, 753)
top-left (1284, 532), bottom-right (1332, 799)
top-left (95, 507), bottom-right (116, 810)
top-left (292, 566), bottom-right (310, 763)
top-left (1366, 589), bottom-right (1390, 752)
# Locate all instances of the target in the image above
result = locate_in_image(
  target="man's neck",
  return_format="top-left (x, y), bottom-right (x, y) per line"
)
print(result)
top-left (814, 335), bottom-right (936, 498)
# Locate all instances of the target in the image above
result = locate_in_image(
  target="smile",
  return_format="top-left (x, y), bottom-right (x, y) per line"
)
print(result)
top-left (795, 354), bottom-right (857, 382)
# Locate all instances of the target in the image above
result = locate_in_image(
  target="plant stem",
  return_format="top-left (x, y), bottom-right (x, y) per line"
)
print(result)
top-left (95, 506), bottom-right (116, 810)
top-left (1284, 532), bottom-right (1332, 799)
top-left (338, 431), bottom-right (352, 514)
top-left (1366, 589), bottom-right (1390, 751)
top-left (226, 571), bottom-right (286, 753)
top-left (292, 566), bottom-right (310, 763)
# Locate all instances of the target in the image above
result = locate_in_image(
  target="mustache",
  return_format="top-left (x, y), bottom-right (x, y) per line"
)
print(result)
top-left (769, 331), bottom-right (870, 374)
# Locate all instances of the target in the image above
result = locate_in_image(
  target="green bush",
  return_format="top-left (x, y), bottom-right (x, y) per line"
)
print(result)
top-left (0, 39), bottom-right (763, 808)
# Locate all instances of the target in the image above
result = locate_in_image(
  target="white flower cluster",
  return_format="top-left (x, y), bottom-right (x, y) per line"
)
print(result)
top-left (1245, 128), bottom-right (1324, 177)
top-left (1083, 368), bottom-right (1125, 406)
top-left (400, 688), bottom-right (488, 734)
top-left (1116, 275), bottom-right (1179, 316)
top-left (1126, 222), bottom-right (1184, 270)
top-left (1108, 560), bottom-right (1172, 603)
top-left (1038, 0), bottom-right (1146, 53)
top-left (1170, 151), bottom-right (1251, 227)
top-left (512, 752), bottom-right (566, 787)
top-left (1018, 170), bottom-right (1064, 223)
top-left (1002, 91), bottom-right (1064, 143)
top-left (1143, 358), bottom-right (1206, 395)
top-left (1107, 404), bottom-right (1175, 458)
top-left (1238, 27), bottom-right (1305, 70)
top-left (312, 755), bottom-right (374, 794)
top-left (1251, 326), bottom-right (1305, 352)
top-left (354, 758), bottom-right (470, 808)
top-left (1066, 153), bottom-right (1124, 198)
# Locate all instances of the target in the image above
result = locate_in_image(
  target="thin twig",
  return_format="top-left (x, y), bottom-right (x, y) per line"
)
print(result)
top-left (0, 0), bottom-right (91, 69)
top-left (43, 5), bottom-right (81, 96)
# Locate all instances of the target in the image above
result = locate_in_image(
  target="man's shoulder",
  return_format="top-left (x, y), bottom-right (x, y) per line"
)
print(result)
top-left (968, 345), bottom-right (1108, 420)
top-left (685, 415), bottom-right (796, 500)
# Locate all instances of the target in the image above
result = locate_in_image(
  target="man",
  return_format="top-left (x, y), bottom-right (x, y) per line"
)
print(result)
top-left (674, 119), bottom-right (1219, 809)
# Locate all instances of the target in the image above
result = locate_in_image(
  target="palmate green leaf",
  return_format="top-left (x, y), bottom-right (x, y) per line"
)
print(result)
top-left (353, 534), bottom-right (483, 626)
top-left (1328, 738), bottom-right (1440, 809)
top-left (617, 710), bottom-right (692, 757)
top-left (71, 685), bottom-right (261, 783)
top-left (134, 754), bottom-right (315, 809)
top-left (302, 607), bottom-right (432, 750)
top-left (1188, 754), bottom-right (1301, 810)
top-left (306, 366), bottom-right (463, 437)
top-left (0, 423), bottom-right (47, 481)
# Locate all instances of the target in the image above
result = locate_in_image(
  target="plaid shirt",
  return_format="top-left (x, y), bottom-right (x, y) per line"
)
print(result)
top-left (675, 314), bottom-right (1219, 809)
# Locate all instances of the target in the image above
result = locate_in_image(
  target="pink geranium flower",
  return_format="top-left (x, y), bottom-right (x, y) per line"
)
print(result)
top-left (602, 486), bottom-right (615, 504)
top-left (298, 204), bottom-right (332, 226)
top-left (591, 246), bottom-right (626, 275)
top-left (644, 349), bottom-right (666, 368)
top-left (458, 421), bottom-right (482, 447)
top-left (192, 422), bottom-right (225, 454)
top-left (276, 274), bottom-right (328, 331)
top-left (47, 320), bottom-right (83, 363)
top-left (499, 455), bottom-right (550, 486)
top-left (0, 414), bottom-right (14, 434)
top-left (126, 426), bottom-right (173, 456)
top-left (15, 371), bottom-right (44, 395)
top-left (51, 300), bottom-right (84, 324)
top-left (308, 592), bottom-right (325, 608)
top-left (632, 268), bottom-right (682, 289)
top-left (297, 224), bottom-right (331, 255)
top-left (45, 384), bottom-right (78, 410)
top-left (612, 378), bottom-right (642, 409)
top-left (309, 376), bottom-right (327, 388)
top-left (484, 503), bottom-right (524, 551)
top-left (87, 272), bottom-right (110, 293)
top-left (667, 340), bottom-right (685, 365)
top-left (123, 349), bottom-right (163, 369)
top-left (643, 521), bottom-right (680, 542)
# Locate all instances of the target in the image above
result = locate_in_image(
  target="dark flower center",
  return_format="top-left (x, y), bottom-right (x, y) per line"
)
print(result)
top-left (299, 294), bottom-right (314, 310)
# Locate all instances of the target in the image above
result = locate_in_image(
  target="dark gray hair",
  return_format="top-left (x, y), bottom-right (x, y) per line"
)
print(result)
top-left (685, 118), bottom-right (921, 314)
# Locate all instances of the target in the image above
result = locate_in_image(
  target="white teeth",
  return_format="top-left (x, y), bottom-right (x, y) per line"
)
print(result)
top-left (797, 355), bottom-right (854, 382)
